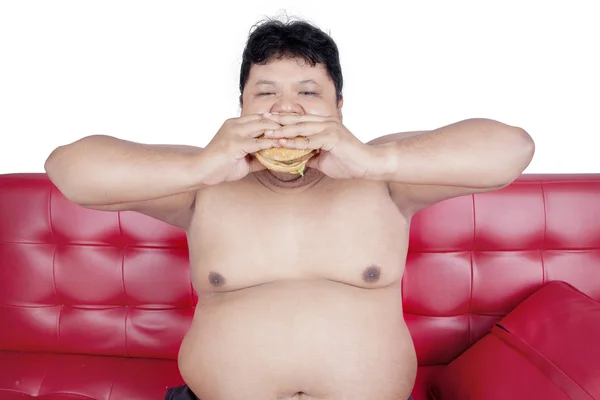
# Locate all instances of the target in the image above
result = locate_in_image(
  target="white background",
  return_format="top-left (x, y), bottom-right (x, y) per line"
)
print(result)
top-left (1, 1), bottom-right (598, 174)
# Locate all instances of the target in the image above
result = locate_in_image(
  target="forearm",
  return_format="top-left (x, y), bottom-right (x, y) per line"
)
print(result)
top-left (375, 118), bottom-right (535, 188)
top-left (45, 135), bottom-right (204, 205)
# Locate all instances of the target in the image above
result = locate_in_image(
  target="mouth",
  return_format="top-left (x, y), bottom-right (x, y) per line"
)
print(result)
top-left (278, 160), bottom-right (299, 166)
top-left (268, 169), bottom-right (304, 182)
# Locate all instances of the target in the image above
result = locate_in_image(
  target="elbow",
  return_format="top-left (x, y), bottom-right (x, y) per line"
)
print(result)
top-left (495, 126), bottom-right (535, 187)
top-left (44, 145), bottom-right (67, 186)
top-left (44, 145), bottom-right (65, 177)
top-left (44, 135), bottom-right (105, 193)
top-left (44, 143), bottom-right (86, 204)
top-left (513, 126), bottom-right (536, 172)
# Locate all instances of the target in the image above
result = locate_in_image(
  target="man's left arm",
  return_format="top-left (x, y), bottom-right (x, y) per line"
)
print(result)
top-left (367, 118), bottom-right (535, 215)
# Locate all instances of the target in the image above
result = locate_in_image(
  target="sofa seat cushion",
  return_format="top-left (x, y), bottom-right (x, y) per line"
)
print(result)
top-left (431, 280), bottom-right (600, 400)
top-left (411, 366), bottom-right (444, 400)
top-left (0, 351), bottom-right (185, 400)
top-left (0, 349), bottom-right (437, 400)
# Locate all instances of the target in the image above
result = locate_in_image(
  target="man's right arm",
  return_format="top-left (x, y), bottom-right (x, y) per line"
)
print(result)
top-left (44, 134), bottom-right (204, 229)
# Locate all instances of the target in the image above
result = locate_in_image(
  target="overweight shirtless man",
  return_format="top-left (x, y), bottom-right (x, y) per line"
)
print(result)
top-left (44, 17), bottom-right (535, 400)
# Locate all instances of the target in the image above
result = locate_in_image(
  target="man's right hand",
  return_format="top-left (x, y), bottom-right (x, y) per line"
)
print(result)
top-left (198, 113), bottom-right (283, 185)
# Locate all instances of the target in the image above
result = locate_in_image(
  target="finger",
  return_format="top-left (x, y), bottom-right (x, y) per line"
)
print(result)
top-left (278, 133), bottom-right (338, 152)
top-left (264, 113), bottom-right (332, 126)
top-left (242, 137), bottom-right (282, 154)
top-left (265, 121), bottom-right (334, 139)
top-left (235, 113), bottom-right (276, 124)
top-left (238, 119), bottom-right (283, 138)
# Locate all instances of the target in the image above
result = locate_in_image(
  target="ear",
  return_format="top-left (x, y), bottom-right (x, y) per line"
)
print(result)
top-left (337, 96), bottom-right (344, 120)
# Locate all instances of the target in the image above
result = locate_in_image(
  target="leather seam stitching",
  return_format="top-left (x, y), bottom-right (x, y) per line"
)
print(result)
top-left (540, 183), bottom-right (547, 284)
top-left (106, 358), bottom-right (126, 400)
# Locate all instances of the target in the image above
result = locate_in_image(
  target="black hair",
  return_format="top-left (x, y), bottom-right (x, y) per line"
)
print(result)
top-left (239, 15), bottom-right (343, 104)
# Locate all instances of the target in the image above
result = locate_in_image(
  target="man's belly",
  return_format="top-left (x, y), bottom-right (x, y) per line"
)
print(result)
top-left (178, 279), bottom-right (417, 400)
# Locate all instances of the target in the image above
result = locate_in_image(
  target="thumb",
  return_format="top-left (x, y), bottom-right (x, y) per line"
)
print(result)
top-left (249, 155), bottom-right (268, 173)
top-left (306, 153), bottom-right (320, 169)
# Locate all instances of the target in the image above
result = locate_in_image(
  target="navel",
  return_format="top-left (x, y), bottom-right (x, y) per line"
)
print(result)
top-left (208, 271), bottom-right (226, 287)
top-left (362, 265), bottom-right (381, 283)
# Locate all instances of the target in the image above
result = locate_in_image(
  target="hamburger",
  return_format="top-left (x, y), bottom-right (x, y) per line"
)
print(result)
top-left (254, 140), bottom-right (316, 176)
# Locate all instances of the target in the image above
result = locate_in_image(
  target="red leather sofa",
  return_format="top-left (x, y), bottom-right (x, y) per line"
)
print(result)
top-left (2, 173), bottom-right (600, 400)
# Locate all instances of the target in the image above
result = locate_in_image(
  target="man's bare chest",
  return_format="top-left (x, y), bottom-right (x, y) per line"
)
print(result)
top-left (187, 177), bottom-right (410, 291)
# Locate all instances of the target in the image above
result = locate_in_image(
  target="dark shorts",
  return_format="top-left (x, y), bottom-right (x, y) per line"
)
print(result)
top-left (165, 384), bottom-right (413, 399)
top-left (165, 385), bottom-right (198, 400)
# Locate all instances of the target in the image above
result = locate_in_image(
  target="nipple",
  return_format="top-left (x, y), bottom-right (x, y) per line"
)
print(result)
top-left (362, 265), bottom-right (381, 283)
top-left (208, 272), bottom-right (226, 287)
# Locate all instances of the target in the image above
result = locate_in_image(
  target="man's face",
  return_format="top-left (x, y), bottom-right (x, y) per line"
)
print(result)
top-left (240, 57), bottom-right (343, 119)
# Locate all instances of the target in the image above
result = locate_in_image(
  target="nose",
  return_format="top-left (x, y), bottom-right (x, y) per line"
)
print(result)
top-left (270, 94), bottom-right (304, 115)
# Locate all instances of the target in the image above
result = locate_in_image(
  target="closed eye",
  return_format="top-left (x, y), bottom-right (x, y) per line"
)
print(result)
top-left (257, 91), bottom-right (317, 96)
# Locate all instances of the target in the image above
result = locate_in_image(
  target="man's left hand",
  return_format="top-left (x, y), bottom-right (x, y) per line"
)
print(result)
top-left (263, 114), bottom-right (387, 180)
